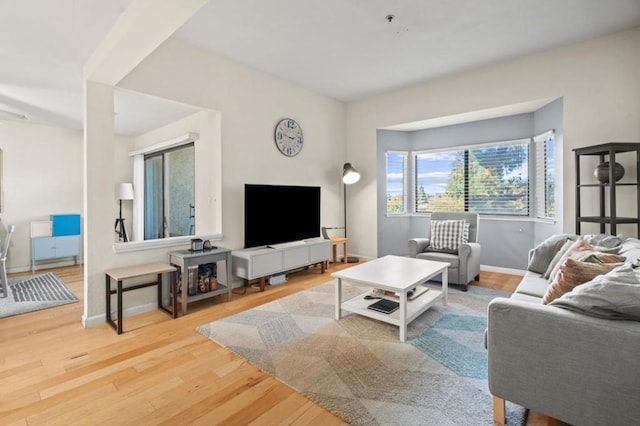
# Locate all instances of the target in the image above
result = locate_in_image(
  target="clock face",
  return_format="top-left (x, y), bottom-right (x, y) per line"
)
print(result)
top-left (274, 118), bottom-right (303, 157)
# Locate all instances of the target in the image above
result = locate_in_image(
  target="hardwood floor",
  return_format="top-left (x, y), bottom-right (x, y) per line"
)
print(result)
top-left (0, 263), bottom-right (564, 425)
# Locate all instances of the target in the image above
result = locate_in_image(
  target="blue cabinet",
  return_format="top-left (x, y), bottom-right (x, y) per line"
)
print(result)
top-left (31, 214), bottom-right (81, 271)
top-left (52, 214), bottom-right (81, 236)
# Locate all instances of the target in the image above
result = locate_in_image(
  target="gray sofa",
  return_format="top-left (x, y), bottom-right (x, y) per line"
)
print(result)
top-left (487, 236), bottom-right (640, 425)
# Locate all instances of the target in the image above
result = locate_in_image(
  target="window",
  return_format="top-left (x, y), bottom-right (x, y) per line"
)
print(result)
top-left (415, 139), bottom-right (530, 215)
top-left (144, 144), bottom-right (195, 239)
top-left (385, 151), bottom-right (408, 213)
top-left (534, 131), bottom-right (555, 219)
top-left (130, 132), bottom-right (199, 242)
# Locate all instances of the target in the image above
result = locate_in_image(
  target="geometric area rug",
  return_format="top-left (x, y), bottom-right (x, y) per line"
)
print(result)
top-left (0, 272), bottom-right (78, 319)
top-left (197, 280), bottom-right (527, 425)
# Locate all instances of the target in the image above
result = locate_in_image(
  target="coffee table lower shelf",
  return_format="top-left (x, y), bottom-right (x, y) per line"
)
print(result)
top-left (341, 285), bottom-right (444, 327)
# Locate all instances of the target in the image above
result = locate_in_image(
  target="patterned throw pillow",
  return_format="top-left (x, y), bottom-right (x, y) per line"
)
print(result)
top-left (430, 220), bottom-right (467, 251)
top-left (543, 258), bottom-right (623, 304)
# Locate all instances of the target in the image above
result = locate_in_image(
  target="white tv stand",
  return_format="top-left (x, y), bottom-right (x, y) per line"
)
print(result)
top-left (267, 240), bottom-right (307, 249)
top-left (232, 238), bottom-right (331, 291)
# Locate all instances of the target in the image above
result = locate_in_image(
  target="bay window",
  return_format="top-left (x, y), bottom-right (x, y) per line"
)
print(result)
top-left (414, 139), bottom-right (530, 215)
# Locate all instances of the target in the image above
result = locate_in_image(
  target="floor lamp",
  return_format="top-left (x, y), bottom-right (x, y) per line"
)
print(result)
top-left (342, 162), bottom-right (361, 263)
top-left (115, 183), bottom-right (134, 242)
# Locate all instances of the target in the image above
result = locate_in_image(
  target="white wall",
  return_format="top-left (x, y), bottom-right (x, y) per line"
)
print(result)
top-left (84, 37), bottom-right (346, 325)
top-left (346, 26), bottom-right (640, 260)
top-left (0, 121), bottom-right (83, 272)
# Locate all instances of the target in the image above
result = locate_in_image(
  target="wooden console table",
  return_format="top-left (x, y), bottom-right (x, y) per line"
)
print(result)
top-left (105, 262), bottom-right (178, 335)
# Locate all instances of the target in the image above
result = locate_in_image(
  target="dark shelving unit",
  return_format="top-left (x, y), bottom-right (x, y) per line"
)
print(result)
top-left (574, 142), bottom-right (640, 236)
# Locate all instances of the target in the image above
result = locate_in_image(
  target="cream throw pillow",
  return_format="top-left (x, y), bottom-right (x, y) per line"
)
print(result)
top-left (542, 239), bottom-right (575, 279)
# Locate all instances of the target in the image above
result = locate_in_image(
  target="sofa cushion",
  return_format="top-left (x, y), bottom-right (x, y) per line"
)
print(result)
top-left (515, 271), bottom-right (550, 298)
top-left (509, 292), bottom-right (544, 304)
top-left (550, 264), bottom-right (640, 320)
top-left (429, 220), bottom-right (468, 251)
top-left (542, 258), bottom-right (624, 304)
top-left (528, 234), bottom-right (577, 274)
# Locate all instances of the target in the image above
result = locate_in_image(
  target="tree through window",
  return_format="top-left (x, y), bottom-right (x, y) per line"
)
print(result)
top-left (415, 140), bottom-right (530, 215)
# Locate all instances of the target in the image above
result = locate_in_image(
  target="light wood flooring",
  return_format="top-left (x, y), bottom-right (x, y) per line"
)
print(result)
top-left (0, 263), bottom-right (566, 425)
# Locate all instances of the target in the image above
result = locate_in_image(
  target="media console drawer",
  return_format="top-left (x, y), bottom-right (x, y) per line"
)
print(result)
top-left (251, 251), bottom-right (284, 277)
top-left (283, 246), bottom-right (308, 269)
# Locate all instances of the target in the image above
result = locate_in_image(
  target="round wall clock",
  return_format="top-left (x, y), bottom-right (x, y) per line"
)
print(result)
top-left (274, 118), bottom-right (303, 157)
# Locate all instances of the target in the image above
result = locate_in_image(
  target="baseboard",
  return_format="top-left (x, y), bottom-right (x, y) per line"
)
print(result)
top-left (82, 281), bottom-right (246, 329)
top-left (9, 259), bottom-right (83, 274)
top-left (480, 264), bottom-right (526, 276)
top-left (83, 301), bottom-right (159, 329)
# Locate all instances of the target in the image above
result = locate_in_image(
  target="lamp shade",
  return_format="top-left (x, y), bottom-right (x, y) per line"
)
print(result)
top-left (116, 183), bottom-right (134, 201)
top-left (342, 162), bottom-right (361, 185)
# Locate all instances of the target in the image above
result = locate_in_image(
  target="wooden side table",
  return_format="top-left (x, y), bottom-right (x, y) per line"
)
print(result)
top-left (330, 237), bottom-right (348, 264)
top-left (169, 247), bottom-right (232, 315)
top-left (105, 262), bottom-right (177, 334)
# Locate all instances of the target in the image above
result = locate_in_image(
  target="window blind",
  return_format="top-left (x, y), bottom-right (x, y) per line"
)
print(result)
top-left (534, 131), bottom-right (555, 219)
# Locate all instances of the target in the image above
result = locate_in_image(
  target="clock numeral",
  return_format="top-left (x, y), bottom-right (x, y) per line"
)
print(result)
top-left (277, 131), bottom-right (282, 140)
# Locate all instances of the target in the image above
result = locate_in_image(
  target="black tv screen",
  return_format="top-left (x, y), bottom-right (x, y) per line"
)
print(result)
top-left (244, 184), bottom-right (321, 248)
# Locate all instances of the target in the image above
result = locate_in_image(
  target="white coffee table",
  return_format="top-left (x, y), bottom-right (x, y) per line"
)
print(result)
top-left (331, 255), bottom-right (449, 342)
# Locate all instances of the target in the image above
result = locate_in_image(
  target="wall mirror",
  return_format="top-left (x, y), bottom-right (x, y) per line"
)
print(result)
top-left (113, 88), bottom-right (221, 249)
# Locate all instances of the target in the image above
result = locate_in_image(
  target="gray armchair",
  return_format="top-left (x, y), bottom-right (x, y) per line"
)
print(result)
top-left (408, 212), bottom-right (481, 291)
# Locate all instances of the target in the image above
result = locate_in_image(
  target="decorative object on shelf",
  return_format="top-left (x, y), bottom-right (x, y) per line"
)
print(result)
top-left (115, 183), bottom-right (134, 242)
top-left (342, 162), bottom-right (361, 263)
top-left (274, 118), bottom-right (303, 157)
top-left (208, 276), bottom-right (218, 291)
top-left (594, 161), bottom-right (625, 184)
top-left (190, 238), bottom-right (204, 251)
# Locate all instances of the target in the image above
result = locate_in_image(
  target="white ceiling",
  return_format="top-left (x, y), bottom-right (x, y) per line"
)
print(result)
top-left (1, 0), bottom-right (640, 135)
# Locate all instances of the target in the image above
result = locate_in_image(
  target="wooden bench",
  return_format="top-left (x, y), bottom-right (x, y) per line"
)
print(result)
top-left (105, 262), bottom-right (178, 334)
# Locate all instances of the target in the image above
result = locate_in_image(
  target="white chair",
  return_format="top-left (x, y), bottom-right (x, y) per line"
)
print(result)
top-left (1, 225), bottom-right (15, 298)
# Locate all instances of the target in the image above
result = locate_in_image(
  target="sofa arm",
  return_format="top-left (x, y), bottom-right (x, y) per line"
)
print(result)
top-left (487, 297), bottom-right (640, 426)
top-left (408, 238), bottom-right (430, 257)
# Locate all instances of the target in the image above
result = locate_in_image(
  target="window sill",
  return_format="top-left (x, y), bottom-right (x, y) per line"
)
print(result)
top-left (113, 233), bottom-right (223, 253)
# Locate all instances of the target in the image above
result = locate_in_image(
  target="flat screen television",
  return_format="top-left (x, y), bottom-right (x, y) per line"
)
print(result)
top-left (244, 184), bottom-right (321, 248)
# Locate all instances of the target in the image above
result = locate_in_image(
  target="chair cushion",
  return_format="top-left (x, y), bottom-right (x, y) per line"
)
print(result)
top-left (429, 220), bottom-right (468, 251)
top-left (416, 251), bottom-right (459, 269)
